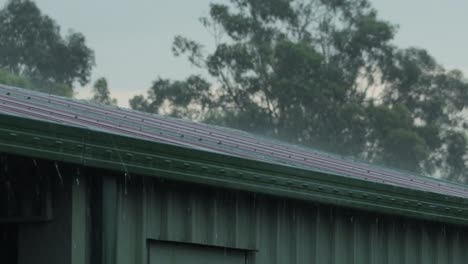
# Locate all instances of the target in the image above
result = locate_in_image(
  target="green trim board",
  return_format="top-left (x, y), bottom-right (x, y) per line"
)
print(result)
top-left (1, 114), bottom-right (468, 225)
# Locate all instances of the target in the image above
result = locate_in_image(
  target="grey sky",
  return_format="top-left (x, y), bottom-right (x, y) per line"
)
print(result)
top-left (2, 0), bottom-right (468, 107)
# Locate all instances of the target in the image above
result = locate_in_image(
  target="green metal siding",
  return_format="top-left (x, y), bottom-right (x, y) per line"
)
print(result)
top-left (4, 155), bottom-right (468, 264)
top-left (99, 176), bottom-right (468, 264)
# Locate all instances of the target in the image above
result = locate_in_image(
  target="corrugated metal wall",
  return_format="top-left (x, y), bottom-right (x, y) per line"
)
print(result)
top-left (7, 155), bottom-right (467, 264)
top-left (101, 176), bottom-right (468, 264)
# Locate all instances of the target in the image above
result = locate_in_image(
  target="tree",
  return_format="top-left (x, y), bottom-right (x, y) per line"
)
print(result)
top-left (0, 69), bottom-right (32, 89)
top-left (90, 78), bottom-right (117, 106)
top-left (0, 68), bottom-right (73, 97)
top-left (131, 0), bottom-right (468, 181)
top-left (374, 48), bottom-right (468, 178)
top-left (129, 75), bottom-right (211, 119)
top-left (0, 0), bottom-right (95, 92)
top-left (132, 0), bottom-right (394, 152)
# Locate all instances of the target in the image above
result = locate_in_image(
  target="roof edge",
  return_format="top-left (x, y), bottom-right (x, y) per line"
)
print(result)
top-left (1, 113), bottom-right (468, 226)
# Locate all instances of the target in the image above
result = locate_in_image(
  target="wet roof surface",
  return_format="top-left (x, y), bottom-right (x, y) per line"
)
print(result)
top-left (1, 84), bottom-right (467, 198)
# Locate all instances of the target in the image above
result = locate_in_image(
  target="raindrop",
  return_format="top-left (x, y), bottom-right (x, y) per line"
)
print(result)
top-left (124, 171), bottom-right (129, 195)
top-left (55, 162), bottom-right (63, 185)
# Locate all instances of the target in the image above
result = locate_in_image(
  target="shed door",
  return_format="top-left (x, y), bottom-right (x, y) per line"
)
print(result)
top-left (148, 241), bottom-right (246, 264)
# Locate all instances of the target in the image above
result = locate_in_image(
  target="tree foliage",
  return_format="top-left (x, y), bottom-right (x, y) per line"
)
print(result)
top-left (0, 0), bottom-right (95, 91)
top-left (377, 48), bottom-right (468, 180)
top-left (131, 0), bottom-right (468, 181)
top-left (129, 75), bottom-right (211, 119)
top-left (90, 78), bottom-right (117, 106)
top-left (0, 68), bottom-right (73, 97)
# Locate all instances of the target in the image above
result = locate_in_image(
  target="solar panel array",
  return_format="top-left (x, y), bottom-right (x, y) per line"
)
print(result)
top-left (1, 84), bottom-right (467, 198)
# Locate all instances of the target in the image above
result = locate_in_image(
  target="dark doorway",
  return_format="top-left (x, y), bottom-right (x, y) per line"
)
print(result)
top-left (0, 224), bottom-right (17, 264)
top-left (148, 241), bottom-right (248, 264)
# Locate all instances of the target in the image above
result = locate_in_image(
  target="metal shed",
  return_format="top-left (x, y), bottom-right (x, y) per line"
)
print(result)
top-left (1, 84), bottom-right (468, 264)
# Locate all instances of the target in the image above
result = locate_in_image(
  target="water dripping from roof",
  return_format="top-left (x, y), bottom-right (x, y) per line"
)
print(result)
top-left (75, 167), bottom-right (80, 186)
top-left (124, 171), bottom-right (129, 195)
top-left (54, 162), bottom-right (63, 185)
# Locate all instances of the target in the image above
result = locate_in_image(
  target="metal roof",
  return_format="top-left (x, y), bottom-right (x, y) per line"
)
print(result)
top-left (0, 84), bottom-right (467, 199)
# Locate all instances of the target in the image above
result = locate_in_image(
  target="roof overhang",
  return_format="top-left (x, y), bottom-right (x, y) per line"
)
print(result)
top-left (1, 113), bottom-right (468, 225)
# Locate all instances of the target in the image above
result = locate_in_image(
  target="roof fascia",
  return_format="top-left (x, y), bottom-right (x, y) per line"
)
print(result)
top-left (1, 114), bottom-right (468, 225)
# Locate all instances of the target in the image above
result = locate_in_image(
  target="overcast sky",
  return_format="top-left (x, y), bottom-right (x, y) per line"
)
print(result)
top-left (1, 0), bottom-right (468, 107)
